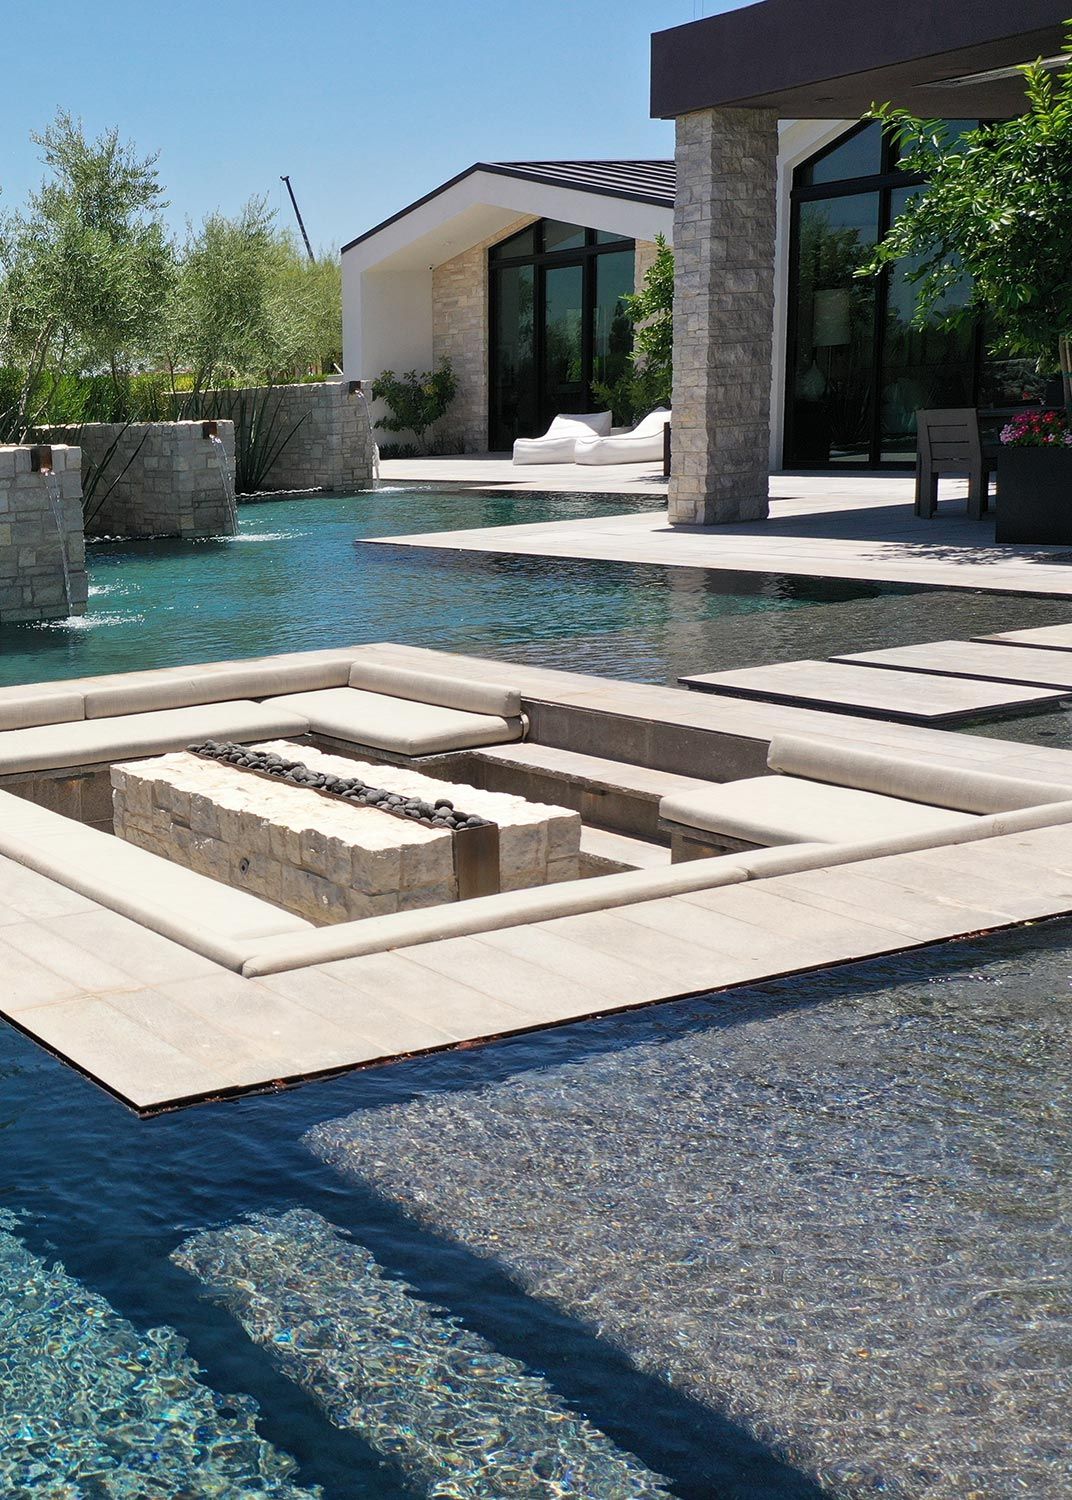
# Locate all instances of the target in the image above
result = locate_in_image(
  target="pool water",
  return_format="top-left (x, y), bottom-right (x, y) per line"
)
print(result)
top-left (3, 486), bottom-right (1072, 696)
top-left (0, 918), bottom-right (1069, 1498)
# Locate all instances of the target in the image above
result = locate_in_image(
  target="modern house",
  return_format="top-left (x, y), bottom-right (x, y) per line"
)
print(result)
top-left (341, 1), bottom-right (1068, 492)
top-left (650, 0), bottom-right (1070, 523)
top-left (341, 162), bottom-right (674, 451)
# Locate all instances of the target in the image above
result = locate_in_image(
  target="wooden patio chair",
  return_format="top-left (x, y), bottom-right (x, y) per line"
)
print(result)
top-left (915, 408), bottom-right (989, 520)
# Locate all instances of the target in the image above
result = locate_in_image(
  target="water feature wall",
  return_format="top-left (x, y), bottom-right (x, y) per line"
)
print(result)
top-left (40, 421), bottom-right (237, 539)
top-left (218, 380), bottom-right (376, 493)
top-left (0, 444), bottom-right (87, 624)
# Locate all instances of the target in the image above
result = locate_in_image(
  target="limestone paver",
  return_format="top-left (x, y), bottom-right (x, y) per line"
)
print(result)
top-left (318, 951), bottom-right (538, 1040)
top-left (37, 909), bottom-right (219, 986)
top-left (472, 924), bottom-right (670, 1003)
top-left (0, 937), bottom-right (87, 1009)
top-left (398, 935), bottom-right (614, 1024)
top-left (838, 639), bottom-right (1072, 688)
top-left (2, 920), bottom-right (143, 994)
top-left (366, 474), bottom-right (1072, 595)
top-left (256, 965), bottom-right (458, 1054)
top-left (679, 660), bottom-right (1069, 724)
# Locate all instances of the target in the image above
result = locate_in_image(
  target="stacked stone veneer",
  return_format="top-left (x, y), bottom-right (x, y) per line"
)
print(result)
top-left (669, 107), bottom-right (778, 526)
top-left (0, 444), bottom-right (87, 623)
top-left (112, 741), bottom-right (580, 926)
top-left (40, 421), bottom-right (236, 539)
top-left (215, 381), bottom-right (376, 493)
top-left (430, 225), bottom-right (662, 453)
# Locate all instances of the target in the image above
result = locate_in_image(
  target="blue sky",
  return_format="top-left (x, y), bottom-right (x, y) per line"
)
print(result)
top-left (0, 1), bottom-right (745, 253)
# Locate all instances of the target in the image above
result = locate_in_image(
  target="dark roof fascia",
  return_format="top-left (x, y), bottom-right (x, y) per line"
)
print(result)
top-left (341, 162), bottom-right (674, 256)
top-left (650, 0), bottom-right (1069, 118)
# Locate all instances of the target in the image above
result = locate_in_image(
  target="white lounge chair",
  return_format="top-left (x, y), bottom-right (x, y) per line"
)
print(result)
top-left (512, 411), bottom-right (612, 465)
top-left (575, 408), bottom-right (671, 465)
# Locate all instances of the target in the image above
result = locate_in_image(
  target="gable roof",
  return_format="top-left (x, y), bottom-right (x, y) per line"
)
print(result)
top-left (341, 160), bottom-right (675, 254)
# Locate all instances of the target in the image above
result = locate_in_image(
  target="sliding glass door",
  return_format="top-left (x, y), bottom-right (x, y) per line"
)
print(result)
top-left (488, 222), bottom-right (635, 450)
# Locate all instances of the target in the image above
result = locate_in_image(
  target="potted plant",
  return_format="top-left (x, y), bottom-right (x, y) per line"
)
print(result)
top-left (861, 37), bottom-right (1072, 541)
top-left (994, 410), bottom-right (1072, 543)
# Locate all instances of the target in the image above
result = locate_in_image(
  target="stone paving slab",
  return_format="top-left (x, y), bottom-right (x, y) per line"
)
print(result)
top-left (837, 639), bottom-right (1072, 688)
top-left (981, 622), bottom-right (1072, 650)
top-left (4, 821), bottom-right (1072, 1111)
top-left (679, 659), bottom-right (1069, 724)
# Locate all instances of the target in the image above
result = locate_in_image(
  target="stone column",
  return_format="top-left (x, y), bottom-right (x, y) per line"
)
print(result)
top-left (669, 107), bottom-right (778, 526)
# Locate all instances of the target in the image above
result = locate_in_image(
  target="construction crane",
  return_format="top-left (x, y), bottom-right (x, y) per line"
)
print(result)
top-left (280, 174), bottom-right (315, 263)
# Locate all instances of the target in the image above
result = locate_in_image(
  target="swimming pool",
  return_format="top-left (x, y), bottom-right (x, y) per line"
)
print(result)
top-left (1, 917), bottom-right (1068, 1497)
top-left (3, 486), bottom-right (1072, 697)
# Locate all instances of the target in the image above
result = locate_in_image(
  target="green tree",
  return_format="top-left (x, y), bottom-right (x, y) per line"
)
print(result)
top-left (371, 361), bottom-right (457, 453)
top-left (276, 240), bottom-right (342, 373)
top-left (861, 39), bottom-right (1072, 410)
top-left (0, 112), bottom-right (172, 434)
top-left (592, 234), bottom-right (673, 423)
top-left (165, 197), bottom-right (290, 392)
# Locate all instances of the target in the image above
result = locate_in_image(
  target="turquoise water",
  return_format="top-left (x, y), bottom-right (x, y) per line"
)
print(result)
top-left (4, 485), bottom-right (1072, 691)
top-left (0, 919), bottom-right (1069, 1497)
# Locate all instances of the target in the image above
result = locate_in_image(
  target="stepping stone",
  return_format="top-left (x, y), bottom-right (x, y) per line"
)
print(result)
top-left (679, 659), bottom-right (1070, 724)
top-left (978, 622), bottom-right (1072, 651)
top-left (836, 639), bottom-right (1072, 690)
top-left (174, 1208), bottom-right (673, 1499)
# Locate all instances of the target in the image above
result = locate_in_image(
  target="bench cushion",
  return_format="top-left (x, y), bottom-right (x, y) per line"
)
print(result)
top-left (0, 700), bottom-right (311, 776)
top-left (0, 683), bottom-right (85, 730)
top-left (82, 653), bottom-right (354, 719)
top-left (767, 734), bottom-right (1072, 814)
top-left (660, 775), bottom-right (977, 847)
top-left (346, 661), bottom-right (521, 718)
top-left (0, 789), bottom-right (311, 969)
top-left (268, 687), bottom-right (522, 756)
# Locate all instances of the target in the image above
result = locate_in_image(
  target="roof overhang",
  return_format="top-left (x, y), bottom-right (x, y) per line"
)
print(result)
top-left (342, 164), bottom-right (675, 272)
top-left (651, 0), bottom-right (1069, 119)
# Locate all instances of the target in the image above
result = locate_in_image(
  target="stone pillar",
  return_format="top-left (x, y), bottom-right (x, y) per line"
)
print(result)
top-left (669, 107), bottom-right (778, 526)
top-left (0, 444), bottom-right (87, 623)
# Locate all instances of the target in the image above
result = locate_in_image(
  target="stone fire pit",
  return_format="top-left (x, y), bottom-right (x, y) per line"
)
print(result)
top-left (111, 740), bottom-right (580, 926)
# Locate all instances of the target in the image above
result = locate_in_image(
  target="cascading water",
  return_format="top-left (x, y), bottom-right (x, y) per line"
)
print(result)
top-left (41, 469), bottom-right (72, 618)
top-left (351, 386), bottom-right (380, 486)
top-left (209, 434), bottom-right (239, 535)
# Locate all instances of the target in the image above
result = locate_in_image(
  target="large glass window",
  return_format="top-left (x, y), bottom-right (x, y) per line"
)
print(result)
top-left (488, 221), bottom-right (635, 449)
top-left (785, 121), bottom-right (982, 469)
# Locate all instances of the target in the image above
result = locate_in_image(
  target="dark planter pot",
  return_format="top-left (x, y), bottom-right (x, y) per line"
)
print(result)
top-left (995, 446), bottom-right (1072, 544)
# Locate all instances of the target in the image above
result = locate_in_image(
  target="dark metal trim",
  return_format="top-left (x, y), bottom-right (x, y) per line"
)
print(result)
top-left (341, 162), bottom-right (673, 255)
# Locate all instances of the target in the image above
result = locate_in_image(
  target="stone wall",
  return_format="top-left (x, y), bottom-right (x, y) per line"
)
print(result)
top-left (431, 215), bottom-right (537, 453)
top-left (214, 380), bottom-right (376, 493)
top-left (0, 444), bottom-right (87, 623)
top-left (40, 421), bottom-right (236, 540)
top-left (669, 107), bottom-right (778, 525)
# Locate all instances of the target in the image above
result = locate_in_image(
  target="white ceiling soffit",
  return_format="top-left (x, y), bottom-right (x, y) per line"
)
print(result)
top-left (345, 169), bottom-right (675, 273)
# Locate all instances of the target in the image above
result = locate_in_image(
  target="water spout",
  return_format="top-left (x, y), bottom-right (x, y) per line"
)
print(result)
top-left (349, 382), bottom-right (379, 488)
top-left (41, 469), bottom-right (72, 619)
top-left (208, 433), bottom-right (239, 536)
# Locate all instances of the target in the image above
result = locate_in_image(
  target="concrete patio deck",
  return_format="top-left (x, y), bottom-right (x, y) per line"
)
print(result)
top-left (9, 642), bottom-right (1072, 1113)
top-left (371, 467), bottom-right (1072, 596)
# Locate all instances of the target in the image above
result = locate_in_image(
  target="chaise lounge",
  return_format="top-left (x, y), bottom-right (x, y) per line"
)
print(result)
top-left (512, 411), bottom-right (612, 465)
top-left (574, 408), bottom-right (671, 465)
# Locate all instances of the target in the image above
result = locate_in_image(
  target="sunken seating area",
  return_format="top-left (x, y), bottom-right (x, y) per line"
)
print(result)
top-left (660, 734), bottom-right (1072, 860)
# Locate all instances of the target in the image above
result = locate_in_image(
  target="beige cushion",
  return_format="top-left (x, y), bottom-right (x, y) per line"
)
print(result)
top-left (83, 653), bottom-right (354, 719)
top-left (0, 789), bottom-right (311, 970)
top-left (0, 700), bottom-right (311, 776)
top-left (768, 734), bottom-right (1072, 814)
top-left (660, 775), bottom-right (978, 847)
top-left (346, 661), bottom-right (521, 718)
top-left (241, 854), bottom-right (755, 976)
top-left (268, 687), bottom-right (522, 756)
top-left (0, 683), bottom-right (85, 730)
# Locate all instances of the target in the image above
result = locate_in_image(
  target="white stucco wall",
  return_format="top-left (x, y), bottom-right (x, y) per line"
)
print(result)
top-left (342, 169), bottom-right (674, 450)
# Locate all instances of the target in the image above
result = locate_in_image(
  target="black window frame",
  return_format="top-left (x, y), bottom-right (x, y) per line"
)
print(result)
top-left (784, 120), bottom-right (985, 470)
top-left (488, 221), bottom-right (635, 448)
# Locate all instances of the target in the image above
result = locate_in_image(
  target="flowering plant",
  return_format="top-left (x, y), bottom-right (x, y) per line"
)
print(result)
top-left (999, 411), bottom-right (1072, 448)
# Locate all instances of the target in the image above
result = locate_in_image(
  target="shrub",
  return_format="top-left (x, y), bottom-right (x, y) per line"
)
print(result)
top-left (370, 361), bottom-right (456, 453)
